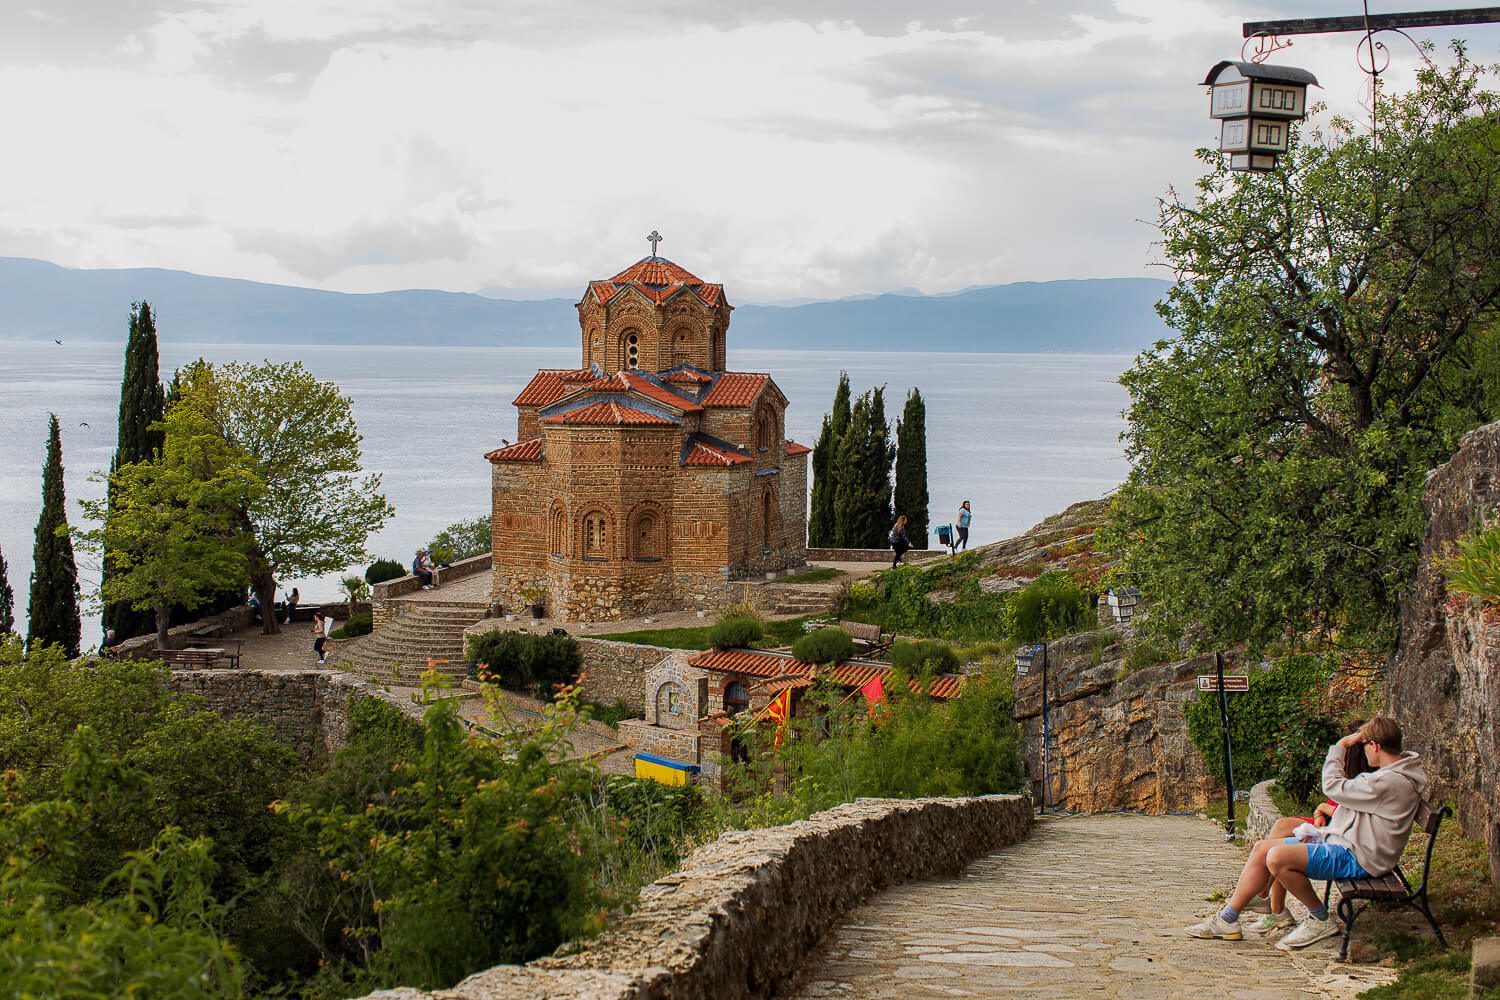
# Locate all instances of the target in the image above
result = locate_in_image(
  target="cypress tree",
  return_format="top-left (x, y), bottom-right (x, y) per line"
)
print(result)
top-left (825, 373), bottom-right (854, 546)
top-left (894, 387), bottom-right (930, 549)
top-left (0, 542), bottom-right (14, 634)
top-left (830, 372), bottom-right (851, 439)
top-left (808, 415), bottom-right (836, 546)
top-left (833, 389), bottom-right (894, 548)
top-left (27, 414), bottom-right (81, 657)
top-left (104, 302), bottom-right (167, 637)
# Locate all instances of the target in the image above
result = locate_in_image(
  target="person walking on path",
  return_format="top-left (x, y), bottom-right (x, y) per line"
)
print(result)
top-left (1185, 717), bottom-right (1428, 952)
top-left (284, 586), bottom-right (299, 624)
top-left (311, 612), bottom-right (329, 665)
top-left (956, 501), bottom-right (972, 551)
top-left (890, 515), bottom-right (911, 569)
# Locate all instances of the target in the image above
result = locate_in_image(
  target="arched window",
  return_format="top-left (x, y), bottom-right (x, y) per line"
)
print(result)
top-left (582, 510), bottom-right (610, 559)
top-left (549, 502), bottom-right (567, 557)
top-left (724, 681), bottom-right (749, 715)
top-left (655, 681), bottom-right (683, 721)
top-left (631, 508), bottom-right (663, 559)
top-left (762, 489), bottom-right (775, 552)
top-left (755, 406), bottom-right (775, 452)
top-left (623, 331), bottom-right (640, 370)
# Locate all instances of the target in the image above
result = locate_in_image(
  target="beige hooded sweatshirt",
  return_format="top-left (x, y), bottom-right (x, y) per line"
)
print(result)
top-left (1319, 742), bottom-right (1428, 876)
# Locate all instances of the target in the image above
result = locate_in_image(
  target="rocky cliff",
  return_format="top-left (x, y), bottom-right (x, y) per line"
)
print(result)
top-left (1387, 420), bottom-right (1500, 886)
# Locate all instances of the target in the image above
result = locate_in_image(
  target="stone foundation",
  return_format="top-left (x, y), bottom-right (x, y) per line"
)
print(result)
top-left (352, 794), bottom-right (1032, 1000)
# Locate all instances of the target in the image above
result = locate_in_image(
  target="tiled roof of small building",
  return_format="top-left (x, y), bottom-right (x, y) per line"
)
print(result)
top-left (784, 439), bottom-right (812, 456)
top-left (541, 401), bottom-right (678, 427)
top-left (585, 257), bottom-right (729, 310)
top-left (513, 369), bottom-right (596, 407)
top-left (682, 435), bottom-right (753, 467)
top-left (484, 437), bottom-right (544, 462)
top-left (663, 368), bottom-right (714, 386)
top-left (700, 372), bottom-right (770, 408)
top-left (590, 371), bottom-right (704, 412)
top-left (686, 648), bottom-right (966, 700)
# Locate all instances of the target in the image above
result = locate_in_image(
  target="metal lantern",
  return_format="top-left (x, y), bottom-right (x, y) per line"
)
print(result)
top-left (1106, 586), bottom-right (1141, 624)
top-left (1203, 60), bottom-right (1318, 172)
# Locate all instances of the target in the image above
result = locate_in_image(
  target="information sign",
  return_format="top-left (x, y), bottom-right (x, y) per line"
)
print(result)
top-left (1198, 674), bottom-right (1249, 693)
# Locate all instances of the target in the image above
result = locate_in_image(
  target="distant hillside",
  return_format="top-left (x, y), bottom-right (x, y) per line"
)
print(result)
top-left (0, 257), bottom-right (1174, 353)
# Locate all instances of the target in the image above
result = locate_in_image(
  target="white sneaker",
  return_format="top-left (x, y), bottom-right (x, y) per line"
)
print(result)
top-left (1275, 914), bottom-right (1339, 951)
top-left (1249, 911), bottom-right (1295, 934)
top-left (1242, 895), bottom-right (1273, 914)
top-left (1185, 913), bottom-right (1243, 940)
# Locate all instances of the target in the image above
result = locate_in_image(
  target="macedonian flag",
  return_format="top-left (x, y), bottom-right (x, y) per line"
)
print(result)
top-left (765, 688), bottom-right (792, 748)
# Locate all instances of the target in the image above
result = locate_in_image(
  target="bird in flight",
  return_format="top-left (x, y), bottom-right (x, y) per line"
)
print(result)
top-left (53, 339), bottom-right (63, 345)
top-left (79, 421), bottom-right (90, 428)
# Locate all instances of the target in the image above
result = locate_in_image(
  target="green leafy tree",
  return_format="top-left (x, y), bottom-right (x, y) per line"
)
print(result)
top-left (77, 405), bottom-right (264, 648)
top-left (0, 541), bottom-right (14, 634)
top-left (809, 372), bottom-right (852, 546)
top-left (833, 387), bottom-right (894, 548)
top-left (428, 515), bottom-right (491, 563)
top-left (894, 387), bottom-right (929, 549)
top-left (103, 302), bottom-right (168, 639)
top-left (173, 361), bottom-right (394, 634)
top-left (27, 414), bottom-right (81, 657)
top-left (1103, 53), bottom-right (1500, 652)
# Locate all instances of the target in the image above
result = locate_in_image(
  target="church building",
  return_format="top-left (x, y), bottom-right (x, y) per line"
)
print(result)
top-left (486, 239), bottom-right (810, 621)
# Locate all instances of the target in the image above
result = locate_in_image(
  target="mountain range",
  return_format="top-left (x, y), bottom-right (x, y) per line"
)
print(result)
top-left (0, 256), bottom-right (1174, 353)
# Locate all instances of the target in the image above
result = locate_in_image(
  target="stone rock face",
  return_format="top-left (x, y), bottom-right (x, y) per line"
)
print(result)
top-left (1013, 625), bottom-right (1227, 814)
top-left (1387, 420), bottom-right (1500, 887)
top-left (350, 795), bottom-right (1032, 1000)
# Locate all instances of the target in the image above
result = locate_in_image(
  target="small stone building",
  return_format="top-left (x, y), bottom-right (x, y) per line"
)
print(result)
top-left (487, 252), bottom-right (811, 621)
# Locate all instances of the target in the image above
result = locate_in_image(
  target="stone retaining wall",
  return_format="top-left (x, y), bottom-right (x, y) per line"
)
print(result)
top-left (374, 553), bottom-right (493, 626)
top-left (355, 794), bottom-right (1032, 1000)
top-left (803, 547), bottom-right (943, 563)
top-left (166, 669), bottom-right (422, 762)
top-left (114, 605), bottom-right (260, 659)
top-left (1244, 779), bottom-right (1284, 844)
top-left (575, 638), bottom-right (669, 712)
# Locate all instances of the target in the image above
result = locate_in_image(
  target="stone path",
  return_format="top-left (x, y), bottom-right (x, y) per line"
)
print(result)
top-left (789, 813), bottom-right (1394, 999)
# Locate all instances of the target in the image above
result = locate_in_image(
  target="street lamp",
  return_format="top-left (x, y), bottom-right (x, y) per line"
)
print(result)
top-left (1106, 586), bottom-right (1141, 624)
top-left (1203, 60), bottom-right (1318, 171)
top-left (1015, 642), bottom-right (1051, 813)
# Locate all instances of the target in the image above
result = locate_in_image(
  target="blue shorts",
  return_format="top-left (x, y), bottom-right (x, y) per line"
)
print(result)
top-left (1282, 838), bottom-right (1369, 881)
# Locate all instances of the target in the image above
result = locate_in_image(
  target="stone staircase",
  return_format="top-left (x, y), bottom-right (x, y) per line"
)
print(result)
top-left (332, 597), bottom-right (489, 687)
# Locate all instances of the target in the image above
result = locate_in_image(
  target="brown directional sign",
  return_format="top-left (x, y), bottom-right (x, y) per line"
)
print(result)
top-left (1198, 674), bottom-right (1249, 692)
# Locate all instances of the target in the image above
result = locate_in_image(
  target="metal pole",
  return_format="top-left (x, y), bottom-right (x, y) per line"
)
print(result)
top-left (1216, 651), bottom-right (1236, 840)
top-left (1041, 642), bottom-right (1052, 813)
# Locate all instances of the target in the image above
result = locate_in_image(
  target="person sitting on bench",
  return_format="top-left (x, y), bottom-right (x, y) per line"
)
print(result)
top-left (1185, 717), bottom-right (1428, 952)
top-left (100, 628), bottom-right (125, 660)
top-left (412, 549), bottom-right (435, 589)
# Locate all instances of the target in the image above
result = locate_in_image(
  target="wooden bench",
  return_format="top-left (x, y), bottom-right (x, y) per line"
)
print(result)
top-left (1325, 801), bottom-right (1450, 961)
top-left (157, 647), bottom-right (226, 668)
top-left (839, 620), bottom-right (895, 656)
top-left (186, 637), bottom-right (242, 668)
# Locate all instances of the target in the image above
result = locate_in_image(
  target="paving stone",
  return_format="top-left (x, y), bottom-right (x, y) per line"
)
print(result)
top-left (786, 813), bottom-right (1398, 999)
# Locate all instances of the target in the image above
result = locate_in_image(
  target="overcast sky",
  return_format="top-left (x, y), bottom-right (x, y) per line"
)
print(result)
top-left (2, 1), bottom-right (1496, 301)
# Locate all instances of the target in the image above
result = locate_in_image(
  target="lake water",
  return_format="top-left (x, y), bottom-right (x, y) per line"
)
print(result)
top-left (1, 341), bottom-right (1133, 638)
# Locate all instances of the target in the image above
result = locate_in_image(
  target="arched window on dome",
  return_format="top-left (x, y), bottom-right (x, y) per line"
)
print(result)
top-left (621, 331), bottom-right (640, 370)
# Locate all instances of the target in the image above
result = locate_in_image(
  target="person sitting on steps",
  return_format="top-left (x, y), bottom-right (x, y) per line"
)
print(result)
top-left (1185, 717), bottom-right (1428, 952)
top-left (1240, 721), bottom-right (1375, 935)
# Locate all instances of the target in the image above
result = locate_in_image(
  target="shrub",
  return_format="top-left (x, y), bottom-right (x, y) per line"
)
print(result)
top-left (1183, 653), bottom-right (1337, 790)
top-left (792, 627), bottom-right (856, 665)
top-left (466, 630), bottom-right (581, 693)
top-left (1270, 712), bottom-right (1343, 805)
top-left (1003, 571), bottom-right (1093, 643)
top-left (889, 639), bottom-right (959, 678)
top-left (365, 558), bottom-right (406, 585)
top-left (1446, 522), bottom-right (1500, 604)
top-left (847, 581), bottom-right (880, 609)
top-left (709, 615), bottom-right (764, 650)
top-left (330, 610), bottom-right (373, 639)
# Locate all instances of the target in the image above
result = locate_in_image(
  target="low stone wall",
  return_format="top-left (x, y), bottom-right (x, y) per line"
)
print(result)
top-left (166, 669), bottom-right (422, 762)
top-left (374, 553), bottom-right (493, 626)
top-left (619, 718), bottom-right (700, 763)
top-left (575, 637), bottom-right (670, 711)
top-left (115, 605), bottom-right (260, 659)
top-left (1244, 780), bottom-right (1284, 844)
top-left (355, 794), bottom-right (1032, 1000)
top-left (804, 547), bottom-right (943, 563)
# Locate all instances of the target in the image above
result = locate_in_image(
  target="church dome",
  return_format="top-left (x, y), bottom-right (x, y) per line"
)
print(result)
top-left (610, 255), bottom-right (703, 287)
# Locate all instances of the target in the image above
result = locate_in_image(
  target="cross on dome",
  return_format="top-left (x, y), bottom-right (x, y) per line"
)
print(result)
top-left (647, 230), bottom-right (662, 256)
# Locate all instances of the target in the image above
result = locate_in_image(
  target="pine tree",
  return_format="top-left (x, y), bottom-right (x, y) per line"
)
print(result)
top-left (833, 388), bottom-right (894, 548)
top-left (104, 302), bottom-right (167, 638)
top-left (894, 387), bottom-right (930, 549)
top-left (27, 414), bottom-right (81, 657)
top-left (0, 541), bottom-right (14, 634)
top-left (807, 415), bottom-right (836, 546)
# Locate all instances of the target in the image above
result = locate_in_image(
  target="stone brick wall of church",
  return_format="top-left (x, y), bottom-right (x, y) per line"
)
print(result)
top-left (352, 795), bottom-right (1033, 1000)
top-left (574, 638), bottom-right (672, 711)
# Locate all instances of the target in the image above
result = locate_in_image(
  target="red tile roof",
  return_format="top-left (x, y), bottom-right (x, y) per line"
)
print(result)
top-left (664, 369), bottom-right (713, 385)
top-left (584, 258), bottom-right (729, 311)
top-left (513, 369), bottom-right (595, 407)
top-left (611, 256), bottom-right (703, 286)
top-left (683, 438), bottom-right (753, 467)
top-left (686, 648), bottom-right (965, 700)
top-left (609, 372), bottom-right (703, 412)
top-left (700, 372), bottom-right (770, 408)
top-left (540, 401), bottom-right (678, 427)
top-left (485, 437), bottom-right (544, 462)
top-left (784, 439), bottom-right (812, 456)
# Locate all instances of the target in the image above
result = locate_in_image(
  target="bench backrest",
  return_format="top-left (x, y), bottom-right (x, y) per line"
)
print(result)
top-left (839, 621), bottom-right (883, 642)
top-left (1411, 801), bottom-right (1449, 893)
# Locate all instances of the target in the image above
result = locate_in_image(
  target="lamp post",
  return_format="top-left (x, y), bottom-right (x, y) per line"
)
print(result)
top-left (1015, 642), bottom-right (1051, 814)
top-left (1106, 586), bottom-right (1141, 625)
top-left (1203, 60), bottom-right (1318, 172)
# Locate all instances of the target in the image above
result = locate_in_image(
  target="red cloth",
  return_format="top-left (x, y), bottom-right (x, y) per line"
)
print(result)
top-left (765, 689), bottom-right (791, 748)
